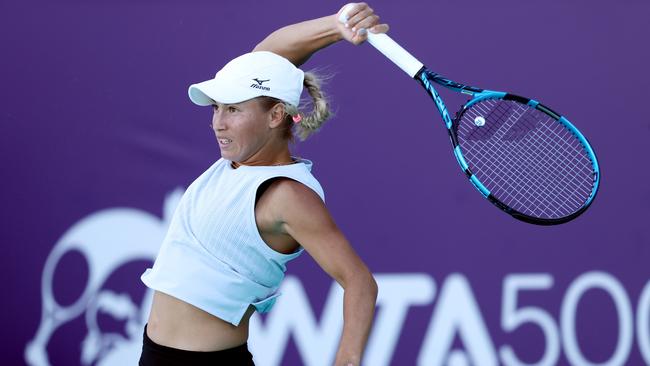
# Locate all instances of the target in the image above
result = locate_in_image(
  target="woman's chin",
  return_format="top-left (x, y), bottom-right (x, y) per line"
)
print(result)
top-left (219, 150), bottom-right (235, 161)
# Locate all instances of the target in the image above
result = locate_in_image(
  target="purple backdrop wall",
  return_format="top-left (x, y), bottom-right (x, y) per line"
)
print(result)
top-left (2, 0), bottom-right (649, 365)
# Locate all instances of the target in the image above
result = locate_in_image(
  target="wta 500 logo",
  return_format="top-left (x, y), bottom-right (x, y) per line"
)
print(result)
top-left (249, 272), bottom-right (650, 366)
top-left (24, 189), bottom-right (650, 366)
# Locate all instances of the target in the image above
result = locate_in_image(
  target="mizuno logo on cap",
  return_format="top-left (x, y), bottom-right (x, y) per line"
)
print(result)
top-left (251, 78), bottom-right (271, 91)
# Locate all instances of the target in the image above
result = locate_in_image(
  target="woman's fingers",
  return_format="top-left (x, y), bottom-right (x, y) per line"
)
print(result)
top-left (369, 23), bottom-right (389, 34)
top-left (337, 2), bottom-right (388, 45)
top-left (346, 5), bottom-right (374, 30)
top-left (351, 14), bottom-right (379, 33)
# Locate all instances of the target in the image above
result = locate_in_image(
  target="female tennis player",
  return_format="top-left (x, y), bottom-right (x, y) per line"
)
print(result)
top-left (139, 3), bottom-right (387, 366)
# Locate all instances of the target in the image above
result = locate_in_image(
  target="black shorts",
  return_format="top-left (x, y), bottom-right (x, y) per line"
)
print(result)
top-left (139, 325), bottom-right (255, 366)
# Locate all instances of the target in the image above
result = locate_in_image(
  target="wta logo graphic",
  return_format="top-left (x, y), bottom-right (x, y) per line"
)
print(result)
top-left (24, 189), bottom-right (183, 366)
top-left (24, 189), bottom-right (643, 365)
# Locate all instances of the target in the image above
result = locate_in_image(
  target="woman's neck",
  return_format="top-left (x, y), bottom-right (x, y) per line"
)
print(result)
top-left (231, 145), bottom-right (294, 168)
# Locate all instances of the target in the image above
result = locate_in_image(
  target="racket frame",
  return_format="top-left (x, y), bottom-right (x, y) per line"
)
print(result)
top-left (416, 67), bottom-right (600, 225)
top-left (337, 8), bottom-right (600, 224)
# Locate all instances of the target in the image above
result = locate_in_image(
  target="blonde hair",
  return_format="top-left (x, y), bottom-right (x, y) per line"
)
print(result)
top-left (259, 70), bottom-right (333, 142)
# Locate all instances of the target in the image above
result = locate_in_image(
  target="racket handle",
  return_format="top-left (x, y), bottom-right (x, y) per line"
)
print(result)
top-left (338, 4), bottom-right (423, 78)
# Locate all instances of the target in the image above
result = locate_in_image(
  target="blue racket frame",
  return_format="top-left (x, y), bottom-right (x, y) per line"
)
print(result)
top-left (337, 7), bottom-right (599, 224)
top-left (415, 68), bottom-right (600, 225)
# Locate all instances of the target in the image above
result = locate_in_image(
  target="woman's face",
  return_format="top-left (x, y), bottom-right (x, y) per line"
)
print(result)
top-left (210, 98), bottom-right (279, 164)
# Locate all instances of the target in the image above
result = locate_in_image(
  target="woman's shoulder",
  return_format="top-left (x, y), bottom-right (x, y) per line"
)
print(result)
top-left (263, 177), bottom-right (330, 221)
top-left (279, 159), bottom-right (325, 201)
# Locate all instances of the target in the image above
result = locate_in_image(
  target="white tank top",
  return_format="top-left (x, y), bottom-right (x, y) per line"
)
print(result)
top-left (141, 157), bottom-right (325, 326)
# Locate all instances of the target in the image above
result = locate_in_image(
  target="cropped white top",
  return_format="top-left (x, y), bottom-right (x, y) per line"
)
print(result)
top-left (141, 157), bottom-right (324, 326)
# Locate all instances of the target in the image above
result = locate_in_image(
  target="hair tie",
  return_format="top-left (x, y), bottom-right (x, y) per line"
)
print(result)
top-left (292, 114), bottom-right (302, 124)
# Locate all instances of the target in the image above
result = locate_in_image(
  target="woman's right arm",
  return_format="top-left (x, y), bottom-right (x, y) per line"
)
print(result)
top-left (253, 3), bottom-right (388, 66)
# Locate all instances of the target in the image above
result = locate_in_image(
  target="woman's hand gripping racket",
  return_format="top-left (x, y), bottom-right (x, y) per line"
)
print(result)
top-left (339, 5), bottom-right (600, 225)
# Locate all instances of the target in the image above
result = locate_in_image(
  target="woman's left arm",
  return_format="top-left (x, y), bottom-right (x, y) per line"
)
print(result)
top-left (269, 179), bottom-right (378, 366)
top-left (253, 3), bottom-right (388, 66)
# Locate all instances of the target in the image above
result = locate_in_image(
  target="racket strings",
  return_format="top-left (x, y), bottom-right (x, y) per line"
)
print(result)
top-left (490, 112), bottom-right (591, 202)
top-left (455, 99), bottom-right (595, 219)
top-left (469, 103), bottom-right (593, 217)
top-left (475, 114), bottom-right (592, 217)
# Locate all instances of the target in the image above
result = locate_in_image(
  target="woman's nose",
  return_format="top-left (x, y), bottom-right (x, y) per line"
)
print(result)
top-left (211, 111), bottom-right (226, 130)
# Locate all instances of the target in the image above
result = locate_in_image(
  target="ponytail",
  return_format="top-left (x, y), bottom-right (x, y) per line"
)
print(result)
top-left (259, 70), bottom-right (334, 142)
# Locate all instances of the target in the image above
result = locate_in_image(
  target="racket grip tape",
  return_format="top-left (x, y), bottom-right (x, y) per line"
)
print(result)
top-left (338, 3), bottom-right (424, 78)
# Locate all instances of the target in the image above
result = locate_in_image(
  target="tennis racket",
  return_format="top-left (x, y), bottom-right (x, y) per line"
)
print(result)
top-left (339, 6), bottom-right (600, 225)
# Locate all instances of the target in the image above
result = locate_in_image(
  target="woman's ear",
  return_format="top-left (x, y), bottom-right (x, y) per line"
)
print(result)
top-left (268, 103), bottom-right (286, 129)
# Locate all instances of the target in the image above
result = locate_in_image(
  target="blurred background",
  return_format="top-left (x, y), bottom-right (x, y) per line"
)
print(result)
top-left (2, 0), bottom-right (649, 365)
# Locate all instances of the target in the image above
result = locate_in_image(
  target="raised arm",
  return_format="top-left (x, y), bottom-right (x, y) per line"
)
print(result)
top-left (253, 3), bottom-right (389, 66)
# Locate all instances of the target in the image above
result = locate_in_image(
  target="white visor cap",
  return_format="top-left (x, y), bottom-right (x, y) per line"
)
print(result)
top-left (188, 51), bottom-right (304, 108)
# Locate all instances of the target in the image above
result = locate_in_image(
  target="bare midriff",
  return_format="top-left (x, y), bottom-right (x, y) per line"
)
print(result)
top-left (146, 290), bottom-right (255, 352)
top-left (145, 177), bottom-right (300, 352)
